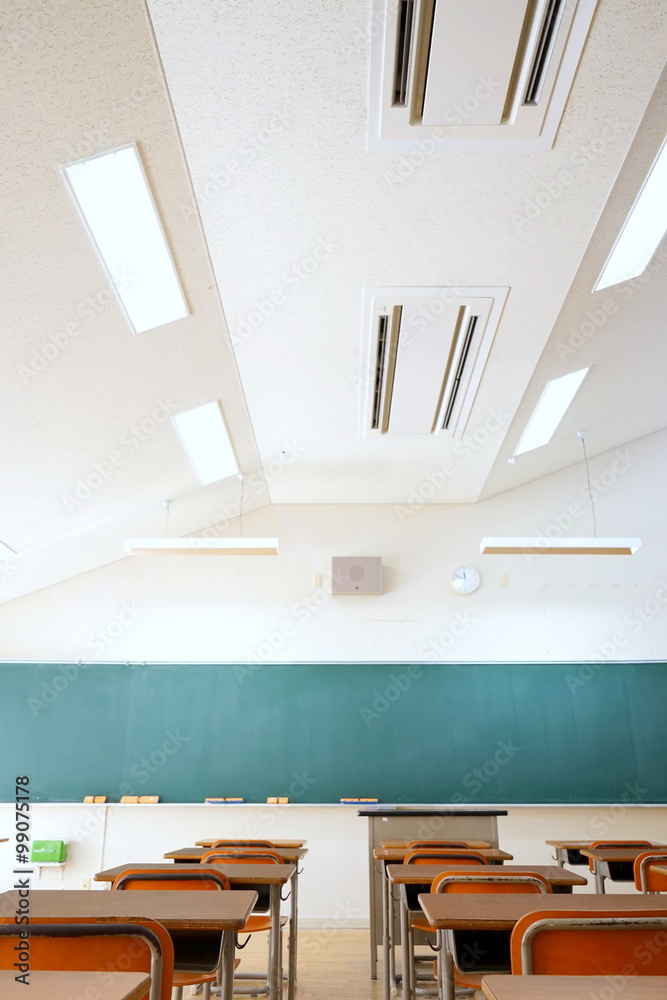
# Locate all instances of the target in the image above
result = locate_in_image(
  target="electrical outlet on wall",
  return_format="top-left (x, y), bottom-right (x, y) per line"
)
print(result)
top-left (81, 878), bottom-right (90, 890)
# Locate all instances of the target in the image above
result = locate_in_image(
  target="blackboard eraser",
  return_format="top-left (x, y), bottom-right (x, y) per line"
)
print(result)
top-left (340, 798), bottom-right (360, 804)
top-left (225, 797), bottom-right (244, 803)
top-left (83, 796), bottom-right (107, 803)
top-left (138, 796), bottom-right (159, 803)
top-left (267, 797), bottom-right (290, 804)
top-left (120, 796), bottom-right (139, 803)
top-left (360, 798), bottom-right (379, 803)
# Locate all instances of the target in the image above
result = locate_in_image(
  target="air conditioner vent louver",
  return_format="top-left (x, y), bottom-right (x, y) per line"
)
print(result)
top-left (523, 0), bottom-right (567, 106)
top-left (370, 0), bottom-right (599, 151)
top-left (442, 314), bottom-right (478, 430)
top-left (393, 0), bottom-right (415, 106)
top-left (360, 287), bottom-right (509, 440)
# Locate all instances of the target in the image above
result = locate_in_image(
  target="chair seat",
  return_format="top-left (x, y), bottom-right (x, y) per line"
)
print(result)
top-left (412, 917), bottom-right (432, 933)
top-left (173, 958), bottom-right (241, 986)
top-left (243, 915), bottom-right (288, 933)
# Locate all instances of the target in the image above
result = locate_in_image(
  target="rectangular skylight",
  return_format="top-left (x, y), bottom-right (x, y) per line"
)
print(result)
top-left (63, 144), bottom-right (189, 334)
top-left (173, 401), bottom-right (240, 486)
top-left (513, 367), bottom-right (589, 457)
top-left (595, 138), bottom-right (667, 291)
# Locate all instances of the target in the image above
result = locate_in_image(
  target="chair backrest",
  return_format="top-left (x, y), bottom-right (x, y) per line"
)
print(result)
top-left (211, 840), bottom-right (275, 848)
top-left (201, 849), bottom-right (282, 865)
top-left (634, 852), bottom-right (667, 892)
top-left (432, 870), bottom-right (552, 894)
top-left (112, 868), bottom-right (230, 891)
top-left (510, 909), bottom-right (667, 975)
top-left (406, 841), bottom-right (470, 850)
top-left (405, 850), bottom-right (488, 866)
top-left (0, 919), bottom-right (173, 1000)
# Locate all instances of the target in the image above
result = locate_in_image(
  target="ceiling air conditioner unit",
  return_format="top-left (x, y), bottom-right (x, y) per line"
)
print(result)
top-left (359, 286), bottom-right (509, 439)
top-left (369, 0), bottom-right (599, 150)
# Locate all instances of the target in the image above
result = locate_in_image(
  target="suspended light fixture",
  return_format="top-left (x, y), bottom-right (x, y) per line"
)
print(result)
top-left (481, 432), bottom-right (641, 556)
top-left (123, 489), bottom-right (279, 557)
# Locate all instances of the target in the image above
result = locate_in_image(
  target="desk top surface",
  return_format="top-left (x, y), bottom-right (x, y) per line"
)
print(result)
top-left (358, 808), bottom-right (508, 817)
top-left (0, 889), bottom-right (257, 930)
top-left (95, 862), bottom-right (295, 884)
top-left (374, 847), bottom-right (513, 862)
top-left (482, 976), bottom-right (667, 1000)
top-left (581, 847), bottom-right (666, 861)
top-left (0, 971), bottom-right (149, 1000)
top-left (381, 839), bottom-right (492, 849)
top-left (418, 892), bottom-right (667, 930)
top-left (164, 845), bottom-right (307, 861)
top-left (387, 863), bottom-right (587, 886)
top-left (195, 838), bottom-right (305, 847)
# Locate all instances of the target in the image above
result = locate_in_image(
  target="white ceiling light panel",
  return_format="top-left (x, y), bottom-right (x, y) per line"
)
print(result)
top-left (513, 367), bottom-right (589, 456)
top-left (63, 143), bottom-right (189, 334)
top-left (172, 401), bottom-right (240, 486)
top-left (595, 137), bottom-right (667, 291)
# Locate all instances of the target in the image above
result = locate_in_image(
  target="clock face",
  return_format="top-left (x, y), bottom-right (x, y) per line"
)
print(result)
top-left (451, 565), bottom-right (480, 594)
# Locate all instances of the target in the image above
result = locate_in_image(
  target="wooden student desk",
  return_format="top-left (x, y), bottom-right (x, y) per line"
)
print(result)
top-left (94, 863), bottom-right (296, 1000)
top-left (482, 976), bottom-right (667, 1000)
top-left (374, 847), bottom-right (512, 863)
top-left (383, 865), bottom-right (587, 1000)
top-left (580, 846), bottom-right (664, 893)
top-left (547, 839), bottom-right (666, 868)
top-left (0, 971), bottom-right (150, 1000)
top-left (163, 847), bottom-right (307, 1000)
top-left (195, 838), bottom-right (306, 848)
top-left (372, 847), bottom-right (513, 1000)
top-left (0, 889), bottom-right (257, 1000)
top-left (418, 893), bottom-right (667, 1000)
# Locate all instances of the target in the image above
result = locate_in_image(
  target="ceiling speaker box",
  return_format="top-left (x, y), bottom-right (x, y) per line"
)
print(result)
top-left (332, 557), bottom-right (383, 596)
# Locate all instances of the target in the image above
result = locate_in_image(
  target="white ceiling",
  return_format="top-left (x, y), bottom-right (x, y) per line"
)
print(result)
top-left (0, 0), bottom-right (666, 603)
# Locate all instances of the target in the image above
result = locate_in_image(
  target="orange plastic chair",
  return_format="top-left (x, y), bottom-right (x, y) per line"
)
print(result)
top-left (406, 841), bottom-right (471, 850)
top-left (411, 870), bottom-right (552, 993)
top-left (510, 908), bottom-right (667, 974)
top-left (211, 840), bottom-right (276, 849)
top-left (633, 851), bottom-right (667, 892)
top-left (113, 868), bottom-right (231, 1000)
top-left (587, 840), bottom-right (654, 884)
top-left (201, 849), bottom-right (288, 996)
top-left (0, 917), bottom-right (174, 1000)
top-left (405, 850), bottom-right (488, 866)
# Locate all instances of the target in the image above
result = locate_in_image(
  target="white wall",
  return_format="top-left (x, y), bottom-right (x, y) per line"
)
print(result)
top-left (1, 430), bottom-right (665, 918)
top-left (0, 429), bottom-right (665, 664)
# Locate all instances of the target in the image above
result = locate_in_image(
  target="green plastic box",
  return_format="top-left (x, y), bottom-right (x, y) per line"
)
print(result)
top-left (31, 840), bottom-right (68, 863)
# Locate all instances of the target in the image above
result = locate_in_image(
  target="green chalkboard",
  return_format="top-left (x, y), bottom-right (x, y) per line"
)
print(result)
top-left (1, 661), bottom-right (665, 803)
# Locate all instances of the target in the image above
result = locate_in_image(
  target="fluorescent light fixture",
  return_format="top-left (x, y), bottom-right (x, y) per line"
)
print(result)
top-left (513, 368), bottom-right (589, 457)
top-left (0, 540), bottom-right (16, 560)
top-left (595, 138), bottom-right (667, 291)
top-left (123, 537), bottom-right (279, 556)
top-left (172, 401), bottom-right (240, 486)
top-left (480, 537), bottom-right (641, 556)
top-left (63, 143), bottom-right (188, 334)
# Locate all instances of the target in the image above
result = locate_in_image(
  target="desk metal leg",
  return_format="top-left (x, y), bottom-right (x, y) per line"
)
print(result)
top-left (555, 848), bottom-right (566, 868)
top-left (594, 867), bottom-right (606, 893)
top-left (287, 868), bottom-right (298, 1000)
top-left (400, 885), bottom-right (412, 1000)
top-left (439, 930), bottom-right (454, 1000)
top-left (269, 883), bottom-right (281, 1000)
top-left (220, 930), bottom-right (236, 1000)
top-left (382, 864), bottom-right (391, 1000)
top-left (388, 880), bottom-right (397, 995)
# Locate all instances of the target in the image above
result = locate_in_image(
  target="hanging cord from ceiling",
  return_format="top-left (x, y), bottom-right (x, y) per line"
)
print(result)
top-left (577, 430), bottom-right (597, 538)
